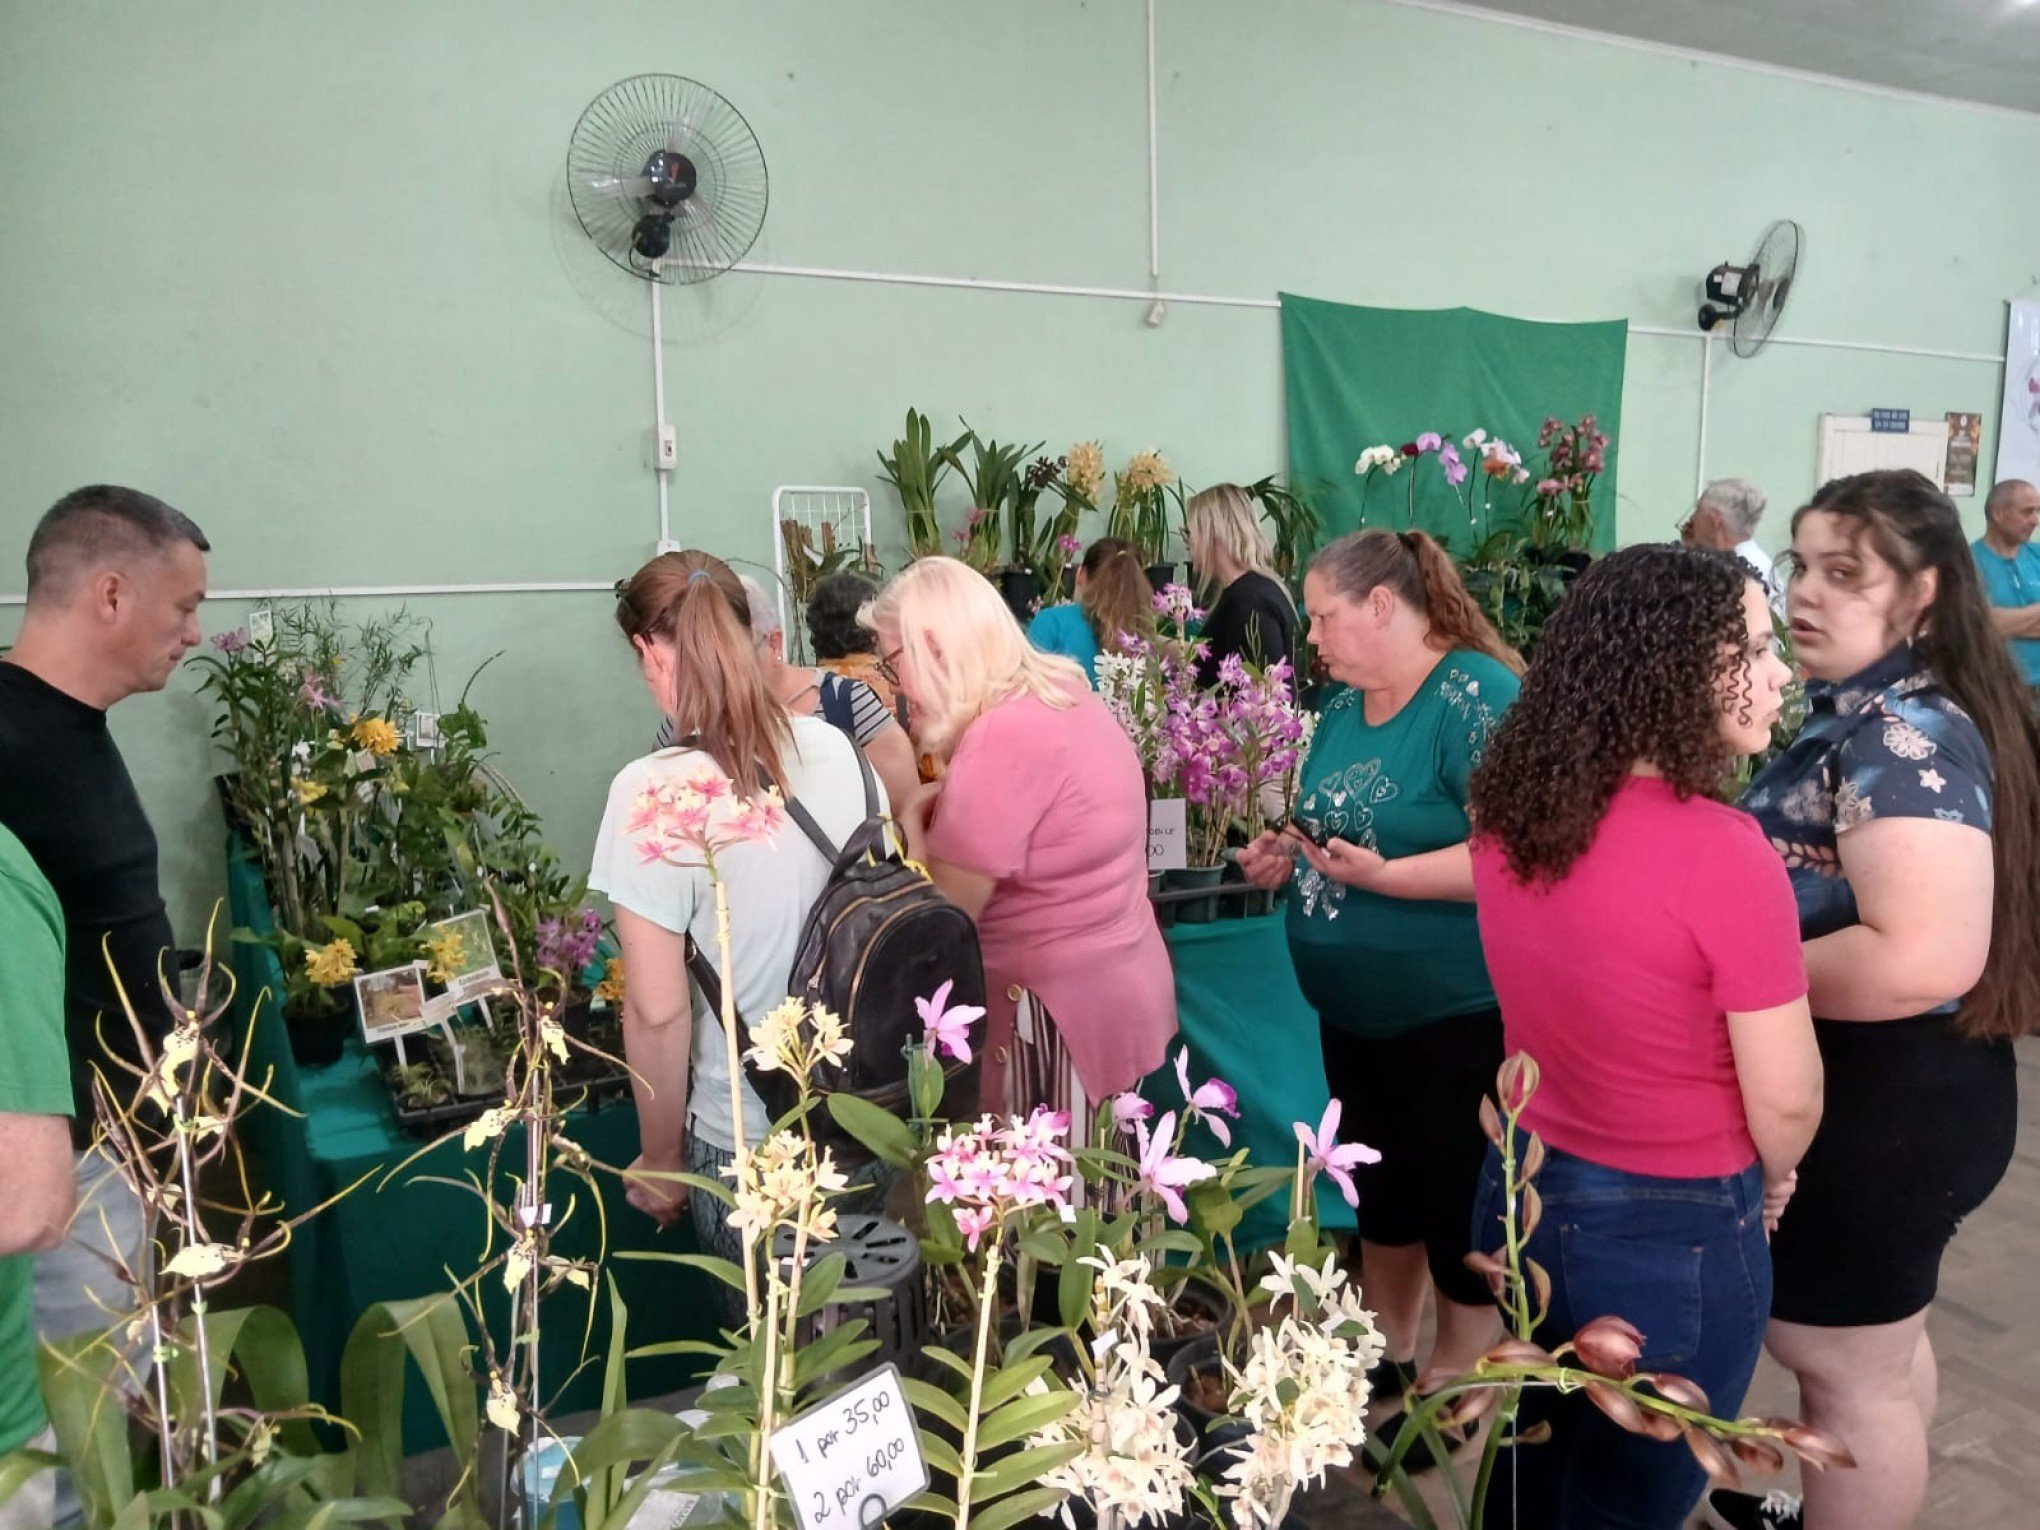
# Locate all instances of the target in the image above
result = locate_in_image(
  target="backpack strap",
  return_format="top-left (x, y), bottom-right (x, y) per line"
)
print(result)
top-left (817, 673), bottom-right (857, 734)
top-left (684, 933), bottom-right (750, 1046)
top-left (783, 744), bottom-right (885, 878)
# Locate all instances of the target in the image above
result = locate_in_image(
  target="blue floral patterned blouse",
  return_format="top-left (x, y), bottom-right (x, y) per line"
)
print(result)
top-left (1741, 645), bottom-right (1994, 997)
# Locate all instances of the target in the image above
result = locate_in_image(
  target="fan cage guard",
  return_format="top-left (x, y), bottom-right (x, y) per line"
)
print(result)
top-left (1732, 219), bottom-right (1802, 360)
top-left (771, 487), bottom-right (876, 663)
top-left (567, 72), bottom-right (768, 285)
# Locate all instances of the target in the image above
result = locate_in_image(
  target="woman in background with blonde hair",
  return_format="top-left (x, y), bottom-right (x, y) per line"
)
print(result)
top-left (1026, 536), bottom-right (1158, 684)
top-left (866, 557), bottom-right (1177, 1115)
top-left (1185, 483), bottom-right (1297, 686)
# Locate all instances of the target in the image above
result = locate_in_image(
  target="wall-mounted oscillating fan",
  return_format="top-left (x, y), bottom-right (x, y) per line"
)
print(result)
top-left (567, 73), bottom-right (768, 283)
top-left (1696, 219), bottom-right (1802, 358)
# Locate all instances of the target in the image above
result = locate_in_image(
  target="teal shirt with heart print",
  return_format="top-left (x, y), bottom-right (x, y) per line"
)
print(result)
top-left (1285, 650), bottom-right (1519, 1037)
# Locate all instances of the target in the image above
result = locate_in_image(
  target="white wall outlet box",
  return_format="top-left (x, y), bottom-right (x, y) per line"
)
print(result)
top-left (651, 425), bottom-right (678, 471)
top-left (248, 605), bottom-right (274, 646)
top-left (656, 538), bottom-right (683, 555)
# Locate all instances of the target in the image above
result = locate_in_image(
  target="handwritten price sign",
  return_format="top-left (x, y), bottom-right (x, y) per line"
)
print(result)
top-left (769, 1364), bottom-right (926, 1530)
top-left (1147, 797), bottom-right (1187, 871)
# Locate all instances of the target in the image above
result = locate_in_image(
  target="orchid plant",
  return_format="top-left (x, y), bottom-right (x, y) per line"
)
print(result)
top-left (1355, 428), bottom-right (1531, 541)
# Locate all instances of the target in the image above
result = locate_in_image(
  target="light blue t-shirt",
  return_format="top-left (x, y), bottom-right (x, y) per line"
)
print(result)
top-left (1971, 538), bottom-right (2040, 685)
top-left (1026, 603), bottom-right (1100, 685)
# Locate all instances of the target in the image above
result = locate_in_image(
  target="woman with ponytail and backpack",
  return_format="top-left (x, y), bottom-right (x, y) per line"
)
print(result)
top-left (1235, 528), bottom-right (1524, 1451)
top-left (1026, 536), bottom-right (1158, 684)
top-left (592, 551), bottom-right (886, 1273)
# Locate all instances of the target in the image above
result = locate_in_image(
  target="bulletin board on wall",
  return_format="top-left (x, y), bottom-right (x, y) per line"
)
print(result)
top-left (1816, 414), bottom-right (1954, 491)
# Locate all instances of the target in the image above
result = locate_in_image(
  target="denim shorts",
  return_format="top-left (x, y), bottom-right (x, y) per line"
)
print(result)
top-left (1470, 1140), bottom-right (1770, 1530)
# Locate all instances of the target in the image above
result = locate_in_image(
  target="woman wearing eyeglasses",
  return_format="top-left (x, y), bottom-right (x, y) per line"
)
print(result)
top-left (866, 556), bottom-right (1177, 1118)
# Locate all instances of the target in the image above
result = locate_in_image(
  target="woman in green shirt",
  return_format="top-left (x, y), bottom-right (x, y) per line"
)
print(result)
top-left (1240, 528), bottom-right (1523, 1455)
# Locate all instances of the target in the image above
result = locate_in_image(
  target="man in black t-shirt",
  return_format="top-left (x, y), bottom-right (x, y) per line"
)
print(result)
top-left (0, 484), bottom-right (207, 1496)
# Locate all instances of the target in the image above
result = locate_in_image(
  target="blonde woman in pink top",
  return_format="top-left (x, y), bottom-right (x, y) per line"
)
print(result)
top-left (865, 557), bottom-right (1178, 1114)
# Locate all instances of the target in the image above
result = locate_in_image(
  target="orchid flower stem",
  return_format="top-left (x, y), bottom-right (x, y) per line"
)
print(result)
top-left (709, 874), bottom-right (767, 1507)
top-left (954, 1242), bottom-right (1003, 1528)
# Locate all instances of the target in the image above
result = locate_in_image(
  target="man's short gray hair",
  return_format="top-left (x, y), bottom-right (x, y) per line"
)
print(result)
top-left (1696, 478), bottom-right (1767, 540)
top-left (26, 484), bottom-right (209, 601)
top-left (1986, 479), bottom-right (2037, 518)
top-left (737, 574), bottom-right (783, 640)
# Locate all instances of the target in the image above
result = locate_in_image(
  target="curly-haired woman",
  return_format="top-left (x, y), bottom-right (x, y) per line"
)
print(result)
top-left (1711, 472), bottom-right (2040, 1530)
top-left (1234, 528), bottom-right (1522, 1448)
top-left (1467, 545), bottom-right (1820, 1529)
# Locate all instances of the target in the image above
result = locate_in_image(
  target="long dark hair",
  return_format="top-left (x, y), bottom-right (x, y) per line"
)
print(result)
top-left (614, 550), bottom-right (791, 796)
top-left (1471, 545), bottom-right (1753, 883)
top-left (1310, 528), bottom-right (1523, 674)
top-left (1793, 470), bottom-right (2040, 1042)
top-left (1078, 537), bottom-right (1157, 654)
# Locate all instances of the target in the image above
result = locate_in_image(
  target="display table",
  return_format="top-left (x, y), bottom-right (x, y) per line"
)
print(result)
top-left (224, 845), bottom-right (714, 1456)
top-left (1164, 914), bottom-right (1357, 1247)
top-left (227, 843), bottom-right (1342, 1453)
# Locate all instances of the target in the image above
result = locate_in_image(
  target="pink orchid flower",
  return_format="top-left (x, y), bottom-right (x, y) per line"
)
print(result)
top-left (1295, 1098), bottom-right (1381, 1209)
top-left (1414, 431), bottom-right (1443, 454)
top-left (916, 979), bottom-right (985, 1064)
top-left (1173, 1047), bottom-right (1239, 1148)
top-left (954, 1204), bottom-right (998, 1250)
top-left (1133, 1111), bottom-right (1217, 1224)
top-left (1110, 1092), bottom-right (1154, 1131)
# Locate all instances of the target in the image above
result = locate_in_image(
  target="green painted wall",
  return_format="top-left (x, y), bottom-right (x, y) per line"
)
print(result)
top-left (5, 0), bottom-right (2035, 937)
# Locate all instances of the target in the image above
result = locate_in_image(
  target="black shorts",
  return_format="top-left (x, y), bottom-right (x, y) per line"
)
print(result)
top-left (1319, 1007), bottom-right (1503, 1309)
top-left (1770, 1014), bottom-right (2016, 1328)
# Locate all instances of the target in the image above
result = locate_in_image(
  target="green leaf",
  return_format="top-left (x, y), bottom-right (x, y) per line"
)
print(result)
top-left (790, 1322), bottom-right (875, 1391)
top-left (167, 1305), bottom-right (322, 1459)
top-left (916, 1428), bottom-right (963, 1479)
top-left (37, 1331), bottom-right (134, 1525)
top-left (915, 1344), bottom-right (976, 1384)
top-left (636, 1252), bottom-right (749, 1294)
top-left (338, 1297), bottom-right (482, 1520)
top-left (902, 1376), bottom-right (968, 1433)
top-left (968, 1439), bottom-right (1084, 1498)
top-left (976, 1355), bottom-right (1054, 1415)
top-left (966, 1484), bottom-right (1074, 1530)
top-left (825, 1093), bottom-right (918, 1168)
top-left (973, 1390), bottom-right (1079, 1453)
top-left (1185, 1178), bottom-right (1243, 1239)
top-left (794, 1253), bottom-right (847, 1318)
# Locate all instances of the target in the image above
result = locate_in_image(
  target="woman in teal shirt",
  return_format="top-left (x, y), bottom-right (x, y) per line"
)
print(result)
top-left (1026, 537), bottom-right (1154, 684)
top-left (1240, 528), bottom-right (1522, 1458)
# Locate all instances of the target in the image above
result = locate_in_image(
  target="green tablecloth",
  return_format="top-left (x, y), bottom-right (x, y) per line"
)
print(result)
top-left (1163, 915), bottom-right (1356, 1247)
top-left (227, 842), bottom-right (1341, 1453)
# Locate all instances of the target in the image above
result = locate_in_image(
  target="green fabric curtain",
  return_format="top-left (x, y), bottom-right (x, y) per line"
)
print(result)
top-left (1280, 293), bottom-right (1627, 552)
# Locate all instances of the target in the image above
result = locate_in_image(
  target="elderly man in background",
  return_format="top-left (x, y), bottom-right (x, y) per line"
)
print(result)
top-left (1682, 477), bottom-right (1779, 599)
top-left (1970, 478), bottom-right (2040, 693)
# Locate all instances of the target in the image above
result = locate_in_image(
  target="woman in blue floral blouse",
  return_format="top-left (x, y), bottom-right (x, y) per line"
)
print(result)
top-left (1713, 471), bottom-right (2040, 1530)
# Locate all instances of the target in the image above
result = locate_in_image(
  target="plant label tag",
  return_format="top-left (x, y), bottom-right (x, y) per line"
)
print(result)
top-left (427, 909), bottom-right (507, 1004)
top-left (355, 961), bottom-right (436, 1043)
top-left (769, 1363), bottom-right (925, 1530)
top-left (1148, 797), bottom-right (1187, 871)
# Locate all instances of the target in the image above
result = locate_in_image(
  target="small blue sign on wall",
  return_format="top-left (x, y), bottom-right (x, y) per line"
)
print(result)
top-left (1870, 408), bottom-right (1912, 433)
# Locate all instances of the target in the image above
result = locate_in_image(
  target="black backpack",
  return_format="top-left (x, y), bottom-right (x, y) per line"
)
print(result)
top-left (686, 747), bottom-right (984, 1159)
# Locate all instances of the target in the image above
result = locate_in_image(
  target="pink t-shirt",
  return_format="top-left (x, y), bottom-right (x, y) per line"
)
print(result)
top-left (1470, 776), bottom-right (1806, 1178)
top-left (927, 685), bottom-right (1178, 1106)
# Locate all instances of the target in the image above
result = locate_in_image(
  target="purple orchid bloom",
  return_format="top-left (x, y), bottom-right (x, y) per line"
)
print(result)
top-left (1110, 1092), bottom-right (1154, 1132)
top-left (1133, 1110), bottom-right (1217, 1223)
top-left (916, 979), bottom-right (985, 1064)
top-left (1173, 1047), bottom-right (1240, 1148)
top-left (1295, 1098), bottom-right (1382, 1208)
top-left (1415, 431), bottom-right (1443, 454)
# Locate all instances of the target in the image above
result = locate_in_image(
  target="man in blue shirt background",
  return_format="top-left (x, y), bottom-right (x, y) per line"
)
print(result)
top-left (1970, 478), bottom-right (2040, 690)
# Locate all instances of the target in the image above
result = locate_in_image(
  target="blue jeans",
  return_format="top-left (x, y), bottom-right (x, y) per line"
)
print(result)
top-left (1470, 1142), bottom-right (1771, 1530)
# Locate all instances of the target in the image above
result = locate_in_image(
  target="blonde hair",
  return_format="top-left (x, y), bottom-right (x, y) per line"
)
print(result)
top-left (1185, 483), bottom-right (1290, 605)
top-left (862, 557), bottom-right (1085, 759)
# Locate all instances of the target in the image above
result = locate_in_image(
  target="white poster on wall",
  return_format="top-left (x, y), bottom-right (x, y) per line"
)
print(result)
top-left (1995, 300), bottom-right (2040, 490)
